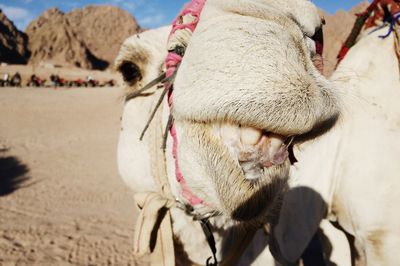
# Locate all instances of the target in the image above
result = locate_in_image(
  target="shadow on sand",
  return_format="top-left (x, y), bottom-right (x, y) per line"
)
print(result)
top-left (0, 148), bottom-right (30, 197)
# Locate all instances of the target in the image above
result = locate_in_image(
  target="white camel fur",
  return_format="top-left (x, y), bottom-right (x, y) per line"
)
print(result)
top-left (273, 26), bottom-right (400, 265)
top-left (116, 26), bottom-right (278, 266)
top-left (116, 0), bottom-right (342, 264)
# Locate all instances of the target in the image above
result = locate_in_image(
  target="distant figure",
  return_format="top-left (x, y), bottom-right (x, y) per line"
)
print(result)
top-left (86, 75), bottom-right (99, 87)
top-left (102, 79), bottom-right (116, 87)
top-left (50, 74), bottom-right (66, 87)
top-left (27, 74), bottom-right (46, 87)
top-left (10, 72), bottom-right (22, 87)
top-left (0, 73), bottom-right (10, 87)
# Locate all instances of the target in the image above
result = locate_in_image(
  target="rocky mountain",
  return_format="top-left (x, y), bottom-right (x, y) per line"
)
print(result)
top-left (25, 6), bottom-right (140, 70)
top-left (0, 9), bottom-right (30, 64)
top-left (321, 1), bottom-right (370, 76)
top-left (67, 6), bottom-right (140, 66)
top-left (1, 2), bottom-right (371, 73)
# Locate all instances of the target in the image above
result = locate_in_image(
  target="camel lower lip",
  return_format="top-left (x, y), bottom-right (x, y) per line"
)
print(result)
top-left (213, 123), bottom-right (291, 180)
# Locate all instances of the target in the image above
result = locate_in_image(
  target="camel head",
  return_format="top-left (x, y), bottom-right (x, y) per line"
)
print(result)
top-left (115, 26), bottom-right (170, 95)
top-left (115, 0), bottom-right (340, 227)
top-left (171, 0), bottom-right (340, 225)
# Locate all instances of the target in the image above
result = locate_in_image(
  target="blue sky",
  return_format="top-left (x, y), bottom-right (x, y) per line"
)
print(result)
top-left (0, 0), bottom-right (369, 31)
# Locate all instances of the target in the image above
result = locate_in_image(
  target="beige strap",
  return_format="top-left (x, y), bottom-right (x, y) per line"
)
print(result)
top-left (394, 25), bottom-right (400, 71)
top-left (133, 192), bottom-right (175, 265)
top-left (133, 89), bottom-right (176, 266)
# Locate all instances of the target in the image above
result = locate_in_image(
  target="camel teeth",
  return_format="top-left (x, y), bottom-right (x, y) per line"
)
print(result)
top-left (269, 133), bottom-right (285, 152)
top-left (240, 126), bottom-right (262, 145)
top-left (220, 123), bottom-right (240, 143)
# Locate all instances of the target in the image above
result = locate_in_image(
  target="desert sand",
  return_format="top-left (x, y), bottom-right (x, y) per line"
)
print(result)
top-left (0, 66), bottom-right (138, 265)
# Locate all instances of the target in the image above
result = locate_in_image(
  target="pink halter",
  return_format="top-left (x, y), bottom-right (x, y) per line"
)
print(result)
top-left (165, 0), bottom-right (206, 206)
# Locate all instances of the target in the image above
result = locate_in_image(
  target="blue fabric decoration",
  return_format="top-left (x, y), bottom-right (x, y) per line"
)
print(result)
top-left (379, 12), bottom-right (400, 39)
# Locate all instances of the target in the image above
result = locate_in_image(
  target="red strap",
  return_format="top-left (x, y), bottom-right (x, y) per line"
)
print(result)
top-left (337, 45), bottom-right (350, 63)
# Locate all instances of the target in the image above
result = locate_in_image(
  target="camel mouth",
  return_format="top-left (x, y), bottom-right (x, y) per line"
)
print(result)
top-left (212, 123), bottom-right (294, 181)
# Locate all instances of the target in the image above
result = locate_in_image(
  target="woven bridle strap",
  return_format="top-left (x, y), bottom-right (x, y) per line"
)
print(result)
top-left (132, 1), bottom-right (207, 265)
top-left (166, 0), bottom-right (207, 207)
top-left (337, 0), bottom-right (400, 63)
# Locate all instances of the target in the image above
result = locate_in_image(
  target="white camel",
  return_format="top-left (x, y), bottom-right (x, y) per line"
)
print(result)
top-left (116, 25), bottom-right (278, 266)
top-left (273, 22), bottom-right (400, 266)
top-left (117, 0), bottom-right (341, 265)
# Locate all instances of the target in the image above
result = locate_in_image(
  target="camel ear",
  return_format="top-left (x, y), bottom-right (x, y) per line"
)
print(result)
top-left (118, 60), bottom-right (143, 85)
top-left (272, 186), bottom-right (327, 263)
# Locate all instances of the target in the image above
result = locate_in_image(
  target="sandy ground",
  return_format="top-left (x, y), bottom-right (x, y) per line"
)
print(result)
top-left (0, 80), bottom-right (139, 265)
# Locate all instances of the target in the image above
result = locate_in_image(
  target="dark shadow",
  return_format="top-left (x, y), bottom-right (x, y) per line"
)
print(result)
top-left (0, 151), bottom-right (30, 196)
top-left (221, 186), bottom-right (343, 265)
top-left (269, 186), bottom-right (329, 265)
top-left (86, 48), bottom-right (109, 70)
top-left (302, 232), bottom-right (326, 266)
top-left (296, 115), bottom-right (339, 144)
top-left (0, 9), bottom-right (31, 64)
top-left (331, 221), bottom-right (361, 265)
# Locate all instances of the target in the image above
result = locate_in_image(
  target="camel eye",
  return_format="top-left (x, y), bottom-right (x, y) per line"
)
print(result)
top-left (118, 61), bottom-right (142, 85)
